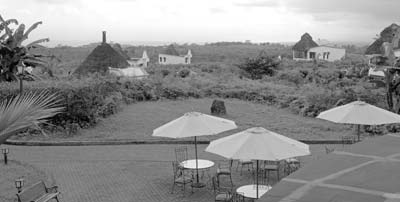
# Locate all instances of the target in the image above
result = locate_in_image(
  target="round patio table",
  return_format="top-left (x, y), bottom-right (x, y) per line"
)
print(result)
top-left (180, 159), bottom-right (214, 188)
top-left (236, 184), bottom-right (271, 199)
top-left (180, 159), bottom-right (214, 169)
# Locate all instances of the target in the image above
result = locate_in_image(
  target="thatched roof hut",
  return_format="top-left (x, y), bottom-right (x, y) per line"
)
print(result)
top-left (112, 43), bottom-right (130, 60)
top-left (164, 44), bottom-right (180, 56)
top-left (292, 33), bottom-right (319, 51)
top-left (365, 23), bottom-right (400, 55)
top-left (74, 32), bottom-right (129, 75)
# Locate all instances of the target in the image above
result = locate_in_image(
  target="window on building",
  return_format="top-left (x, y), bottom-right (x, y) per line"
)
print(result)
top-left (163, 57), bottom-right (166, 62)
top-left (309, 52), bottom-right (316, 59)
top-left (159, 57), bottom-right (162, 62)
top-left (185, 58), bottom-right (188, 63)
top-left (327, 52), bottom-right (330, 59)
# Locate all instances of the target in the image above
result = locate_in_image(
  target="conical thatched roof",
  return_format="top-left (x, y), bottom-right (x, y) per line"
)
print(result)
top-left (292, 33), bottom-right (319, 51)
top-left (112, 43), bottom-right (130, 60)
top-left (365, 23), bottom-right (400, 55)
top-left (74, 43), bottom-right (129, 75)
top-left (164, 44), bottom-right (180, 56)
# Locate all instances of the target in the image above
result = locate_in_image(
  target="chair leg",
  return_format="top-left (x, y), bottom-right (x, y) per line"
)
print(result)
top-left (171, 182), bottom-right (176, 194)
top-left (183, 183), bottom-right (186, 196)
top-left (277, 170), bottom-right (280, 181)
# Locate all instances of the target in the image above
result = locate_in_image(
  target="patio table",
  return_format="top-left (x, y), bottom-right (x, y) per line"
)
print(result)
top-left (180, 159), bottom-right (214, 170)
top-left (180, 159), bottom-right (214, 188)
top-left (236, 184), bottom-right (271, 199)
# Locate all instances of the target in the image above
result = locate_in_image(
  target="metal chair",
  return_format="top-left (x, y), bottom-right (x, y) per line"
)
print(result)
top-left (211, 176), bottom-right (233, 202)
top-left (325, 146), bottom-right (335, 154)
top-left (175, 146), bottom-right (188, 164)
top-left (284, 158), bottom-right (301, 175)
top-left (171, 161), bottom-right (193, 195)
top-left (237, 159), bottom-right (254, 175)
top-left (263, 160), bottom-right (280, 184)
top-left (232, 192), bottom-right (245, 202)
top-left (216, 159), bottom-right (233, 187)
top-left (342, 135), bottom-right (356, 148)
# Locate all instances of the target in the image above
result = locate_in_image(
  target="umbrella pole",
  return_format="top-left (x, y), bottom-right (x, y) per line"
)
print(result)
top-left (191, 136), bottom-right (205, 188)
top-left (195, 136), bottom-right (199, 184)
top-left (256, 160), bottom-right (259, 199)
top-left (357, 125), bottom-right (360, 142)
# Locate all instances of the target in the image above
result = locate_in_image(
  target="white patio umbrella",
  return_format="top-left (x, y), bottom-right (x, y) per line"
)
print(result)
top-left (317, 100), bottom-right (400, 141)
top-left (205, 127), bottom-right (310, 198)
top-left (152, 111), bottom-right (237, 187)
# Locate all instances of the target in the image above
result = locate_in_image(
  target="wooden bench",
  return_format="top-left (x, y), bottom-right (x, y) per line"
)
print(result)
top-left (16, 181), bottom-right (60, 202)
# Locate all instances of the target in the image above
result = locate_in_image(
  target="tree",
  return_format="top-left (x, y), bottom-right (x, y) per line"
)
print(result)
top-left (238, 55), bottom-right (280, 79)
top-left (0, 15), bottom-right (49, 88)
top-left (0, 90), bottom-right (63, 145)
top-left (372, 28), bottom-right (400, 112)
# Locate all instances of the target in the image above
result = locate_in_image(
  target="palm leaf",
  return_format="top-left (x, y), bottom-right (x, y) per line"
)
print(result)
top-left (22, 21), bottom-right (42, 42)
top-left (23, 57), bottom-right (47, 67)
top-left (0, 19), bottom-right (18, 32)
top-left (26, 38), bottom-right (49, 48)
top-left (0, 90), bottom-right (64, 144)
top-left (13, 24), bottom-right (25, 46)
top-left (0, 33), bottom-right (8, 41)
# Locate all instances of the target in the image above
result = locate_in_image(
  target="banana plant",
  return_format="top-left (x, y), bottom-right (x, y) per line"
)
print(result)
top-left (0, 90), bottom-right (64, 144)
top-left (0, 15), bottom-right (49, 82)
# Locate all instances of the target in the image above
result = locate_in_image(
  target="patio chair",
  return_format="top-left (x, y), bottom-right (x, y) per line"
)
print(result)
top-left (236, 159), bottom-right (254, 175)
top-left (175, 146), bottom-right (188, 164)
top-left (325, 146), bottom-right (335, 154)
top-left (232, 192), bottom-right (245, 202)
top-left (262, 160), bottom-right (280, 184)
top-left (342, 135), bottom-right (356, 147)
top-left (284, 158), bottom-right (301, 176)
top-left (211, 176), bottom-right (233, 202)
top-left (171, 161), bottom-right (193, 195)
top-left (216, 159), bottom-right (234, 187)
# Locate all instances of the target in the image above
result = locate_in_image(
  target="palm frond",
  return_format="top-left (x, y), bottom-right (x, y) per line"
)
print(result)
top-left (0, 90), bottom-right (64, 144)
top-left (0, 33), bottom-right (8, 41)
top-left (22, 21), bottom-right (42, 42)
top-left (13, 24), bottom-right (25, 46)
top-left (26, 38), bottom-right (49, 48)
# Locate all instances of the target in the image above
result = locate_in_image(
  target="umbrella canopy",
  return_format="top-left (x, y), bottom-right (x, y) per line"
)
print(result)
top-left (317, 101), bottom-right (400, 125)
top-left (152, 111), bottom-right (237, 138)
top-left (205, 127), bottom-right (310, 161)
top-left (206, 127), bottom-right (310, 198)
top-left (152, 111), bottom-right (237, 188)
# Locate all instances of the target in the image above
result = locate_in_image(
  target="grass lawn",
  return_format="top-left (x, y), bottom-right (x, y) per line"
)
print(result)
top-left (18, 98), bottom-right (357, 142)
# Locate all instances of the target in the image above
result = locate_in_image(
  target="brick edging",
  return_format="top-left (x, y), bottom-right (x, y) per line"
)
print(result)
top-left (4, 139), bottom-right (349, 146)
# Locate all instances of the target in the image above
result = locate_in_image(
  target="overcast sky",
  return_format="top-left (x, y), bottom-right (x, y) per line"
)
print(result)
top-left (1, 0), bottom-right (399, 46)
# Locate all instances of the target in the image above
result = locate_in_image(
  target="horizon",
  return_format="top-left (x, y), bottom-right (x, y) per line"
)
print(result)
top-left (1, 0), bottom-right (398, 47)
top-left (41, 39), bottom-right (371, 48)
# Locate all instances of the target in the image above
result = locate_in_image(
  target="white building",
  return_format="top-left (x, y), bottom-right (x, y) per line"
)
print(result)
top-left (158, 45), bottom-right (192, 65)
top-left (108, 66), bottom-right (149, 79)
top-left (303, 46), bottom-right (346, 62)
top-left (128, 50), bottom-right (149, 67)
top-left (292, 33), bottom-right (346, 62)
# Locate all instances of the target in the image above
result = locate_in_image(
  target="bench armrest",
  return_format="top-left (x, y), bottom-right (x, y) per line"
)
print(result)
top-left (46, 186), bottom-right (58, 193)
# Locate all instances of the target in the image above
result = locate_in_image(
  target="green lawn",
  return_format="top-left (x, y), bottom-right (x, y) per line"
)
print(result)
top-left (24, 98), bottom-right (356, 141)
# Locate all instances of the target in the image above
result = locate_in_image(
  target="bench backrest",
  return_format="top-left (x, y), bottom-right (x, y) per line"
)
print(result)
top-left (17, 181), bottom-right (47, 202)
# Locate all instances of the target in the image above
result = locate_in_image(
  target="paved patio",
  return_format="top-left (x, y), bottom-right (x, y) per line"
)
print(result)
top-left (2, 144), bottom-right (339, 202)
top-left (260, 134), bottom-right (400, 202)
